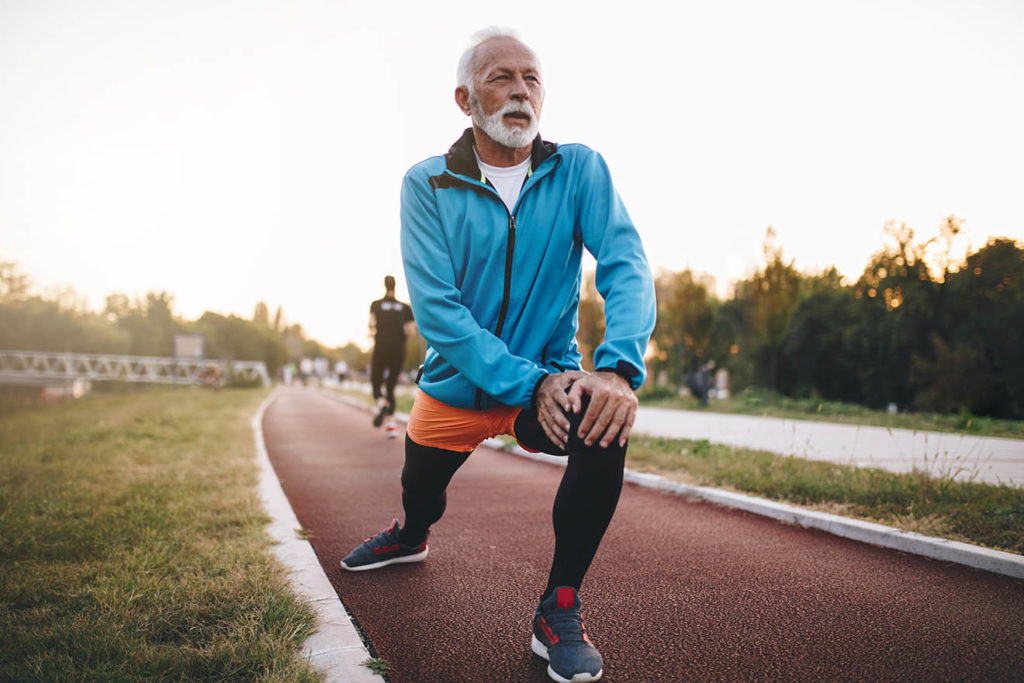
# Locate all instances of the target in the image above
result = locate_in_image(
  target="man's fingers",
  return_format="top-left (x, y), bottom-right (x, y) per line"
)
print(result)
top-left (566, 381), bottom-right (585, 414)
top-left (538, 397), bottom-right (568, 448)
top-left (584, 402), bottom-right (619, 447)
top-left (543, 396), bottom-right (570, 433)
top-left (618, 405), bottom-right (637, 446)
top-left (577, 391), bottom-right (607, 439)
top-left (598, 403), bottom-right (631, 448)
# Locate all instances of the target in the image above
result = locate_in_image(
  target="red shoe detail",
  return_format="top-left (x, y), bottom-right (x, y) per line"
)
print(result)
top-left (373, 543), bottom-right (400, 554)
top-left (556, 587), bottom-right (575, 609)
top-left (540, 617), bottom-right (560, 644)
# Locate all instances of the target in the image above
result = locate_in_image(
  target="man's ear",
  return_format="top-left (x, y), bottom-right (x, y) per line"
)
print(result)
top-left (455, 86), bottom-right (472, 116)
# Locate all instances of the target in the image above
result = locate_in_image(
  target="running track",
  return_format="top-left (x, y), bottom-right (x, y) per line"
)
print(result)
top-left (262, 388), bottom-right (1024, 681)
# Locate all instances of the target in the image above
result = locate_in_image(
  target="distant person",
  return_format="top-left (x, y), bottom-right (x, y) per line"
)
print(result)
top-left (341, 30), bottom-right (656, 683)
top-left (334, 359), bottom-right (350, 384)
top-left (369, 275), bottom-right (416, 439)
top-left (299, 358), bottom-right (314, 387)
top-left (687, 360), bottom-right (716, 406)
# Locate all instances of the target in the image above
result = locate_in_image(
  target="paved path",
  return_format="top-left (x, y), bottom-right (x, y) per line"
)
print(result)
top-left (262, 388), bottom-right (1024, 682)
top-left (632, 407), bottom-right (1024, 486)
top-left (333, 382), bottom-right (1024, 486)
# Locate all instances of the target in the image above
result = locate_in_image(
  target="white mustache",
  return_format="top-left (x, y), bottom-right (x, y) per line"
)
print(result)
top-left (498, 101), bottom-right (534, 122)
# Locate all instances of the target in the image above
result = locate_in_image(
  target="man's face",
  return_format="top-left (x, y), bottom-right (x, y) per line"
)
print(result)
top-left (466, 38), bottom-right (544, 150)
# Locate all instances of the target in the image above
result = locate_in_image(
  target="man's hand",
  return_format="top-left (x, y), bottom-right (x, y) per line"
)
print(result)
top-left (534, 371), bottom-right (588, 449)
top-left (567, 372), bottom-right (638, 448)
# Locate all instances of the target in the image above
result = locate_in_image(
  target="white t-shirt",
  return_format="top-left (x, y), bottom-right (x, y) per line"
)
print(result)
top-left (475, 151), bottom-right (531, 213)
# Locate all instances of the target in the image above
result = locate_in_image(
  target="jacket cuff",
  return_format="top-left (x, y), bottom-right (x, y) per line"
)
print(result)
top-left (596, 360), bottom-right (640, 388)
top-left (529, 373), bottom-right (550, 410)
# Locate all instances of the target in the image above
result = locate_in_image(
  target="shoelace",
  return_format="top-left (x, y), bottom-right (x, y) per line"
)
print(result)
top-left (545, 608), bottom-right (588, 643)
top-left (364, 525), bottom-right (399, 546)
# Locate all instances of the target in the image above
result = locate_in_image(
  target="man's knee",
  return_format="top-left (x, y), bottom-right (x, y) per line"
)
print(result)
top-left (564, 394), bottom-right (591, 438)
top-left (563, 394), bottom-right (627, 458)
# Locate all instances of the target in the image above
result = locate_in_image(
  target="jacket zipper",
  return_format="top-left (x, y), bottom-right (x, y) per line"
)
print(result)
top-left (494, 213), bottom-right (516, 338)
top-left (464, 166), bottom-right (551, 410)
top-left (475, 210), bottom-right (517, 409)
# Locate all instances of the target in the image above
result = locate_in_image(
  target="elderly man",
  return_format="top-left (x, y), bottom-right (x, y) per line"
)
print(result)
top-left (341, 29), bottom-right (656, 683)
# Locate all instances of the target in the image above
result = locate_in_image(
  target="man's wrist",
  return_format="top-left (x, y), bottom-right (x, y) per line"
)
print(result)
top-left (530, 373), bottom-right (550, 410)
top-left (596, 367), bottom-right (632, 386)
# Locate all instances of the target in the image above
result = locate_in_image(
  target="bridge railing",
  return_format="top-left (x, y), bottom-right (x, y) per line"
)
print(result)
top-left (0, 350), bottom-right (271, 387)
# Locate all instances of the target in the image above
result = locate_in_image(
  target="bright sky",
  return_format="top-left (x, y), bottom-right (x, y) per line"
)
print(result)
top-left (2, 0), bottom-right (1022, 349)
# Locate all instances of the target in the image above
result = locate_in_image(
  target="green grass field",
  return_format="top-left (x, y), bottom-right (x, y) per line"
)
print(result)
top-left (0, 387), bottom-right (321, 681)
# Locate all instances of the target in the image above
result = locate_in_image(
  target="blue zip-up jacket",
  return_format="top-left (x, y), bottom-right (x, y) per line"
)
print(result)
top-left (400, 128), bottom-right (656, 410)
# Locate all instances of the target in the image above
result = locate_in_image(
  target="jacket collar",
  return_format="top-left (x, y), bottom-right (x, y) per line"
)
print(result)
top-left (445, 127), bottom-right (558, 179)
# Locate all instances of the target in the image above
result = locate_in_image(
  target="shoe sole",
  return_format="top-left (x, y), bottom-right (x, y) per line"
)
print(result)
top-left (531, 635), bottom-right (603, 683)
top-left (340, 547), bottom-right (428, 572)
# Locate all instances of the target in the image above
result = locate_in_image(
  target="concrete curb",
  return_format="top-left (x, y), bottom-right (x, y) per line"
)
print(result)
top-left (252, 390), bottom-right (383, 682)
top-left (322, 389), bottom-right (1024, 581)
top-left (484, 439), bottom-right (1024, 581)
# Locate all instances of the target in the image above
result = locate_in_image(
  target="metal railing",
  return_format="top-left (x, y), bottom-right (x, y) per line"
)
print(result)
top-left (0, 350), bottom-right (270, 387)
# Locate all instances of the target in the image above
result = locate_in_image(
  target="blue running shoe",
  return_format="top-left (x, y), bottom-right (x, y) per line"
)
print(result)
top-left (531, 587), bottom-right (603, 682)
top-left (340, 520), bottom-right (428, 572)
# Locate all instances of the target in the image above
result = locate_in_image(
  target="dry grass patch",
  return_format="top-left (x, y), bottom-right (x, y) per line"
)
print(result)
top-left (0, 387), bottom-right (320, 681)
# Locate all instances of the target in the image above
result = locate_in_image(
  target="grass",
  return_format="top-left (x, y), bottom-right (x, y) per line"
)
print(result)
top-left (640, 386), bottom-right (1024, 440)
top-left (364, 657), bottom-right (390, 675)
top-left (627, 435), bottom-right (1024, 555)
top-left (0, 387), bottom-right (321, 681)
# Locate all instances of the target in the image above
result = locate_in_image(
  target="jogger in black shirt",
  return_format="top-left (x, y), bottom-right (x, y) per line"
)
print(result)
top-left (369, 275), bottom-right (416, 438)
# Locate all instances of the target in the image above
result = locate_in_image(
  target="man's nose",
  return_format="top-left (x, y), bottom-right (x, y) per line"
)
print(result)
top-left (510, 74), bottom-right (530, 99)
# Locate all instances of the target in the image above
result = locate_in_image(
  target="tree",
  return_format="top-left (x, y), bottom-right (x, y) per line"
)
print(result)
top-left (651, 269), bottom-right (716, 387)
top-left (731, 228), bottom-right (802, 390)
top-left (0, 297), bottom-right (129, 353)
top-left (910, 334), bottom-right (991, 414)
top-left (195, 312), bottom-right (288, 375)
top-left (103, 291), bottom-right (184, 356)
top-left (941, 238), bottom-right (1024, 417)
top-left (575, 272), bottom-right (606, 372)
top-left (253, 301), bottom-right (270, 327)
top-left (779, 271), bottom-right (859, 400)
top-left (849, 221), bottom-right (939, 409)
top-left (0, 262), bottom-right (31, 302)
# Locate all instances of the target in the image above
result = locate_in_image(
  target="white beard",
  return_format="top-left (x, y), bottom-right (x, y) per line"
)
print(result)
top-left (471, 96), bottom-right (540, 149)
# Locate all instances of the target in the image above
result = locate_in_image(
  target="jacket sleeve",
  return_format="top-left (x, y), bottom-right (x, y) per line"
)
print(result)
top-left (400, 169), bottom-right (547, 407)
top-left (576, 149), bottom-right (657, 389)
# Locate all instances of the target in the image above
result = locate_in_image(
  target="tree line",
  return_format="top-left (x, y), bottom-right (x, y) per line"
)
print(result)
top-left (595, 218), bottom-right (1021, 419)
top-left (0, 263), bottom-right (370, 380)
top-left (3, 216), bottom-right (1022, 418)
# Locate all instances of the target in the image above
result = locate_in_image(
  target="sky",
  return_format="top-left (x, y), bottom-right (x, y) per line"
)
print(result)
top-left (2, 0), bottom-right (1022, 349)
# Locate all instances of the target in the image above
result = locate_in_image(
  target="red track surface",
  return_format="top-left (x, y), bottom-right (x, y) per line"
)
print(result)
top-left (262, 388), bottom-right (1024, 682)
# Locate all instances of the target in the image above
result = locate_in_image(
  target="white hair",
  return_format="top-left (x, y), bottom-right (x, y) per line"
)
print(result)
top-left (456, 27), bottom-right (541, 92)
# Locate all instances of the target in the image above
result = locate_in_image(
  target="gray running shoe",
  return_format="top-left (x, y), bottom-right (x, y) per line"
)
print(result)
top-left (531, 587), bottom-right (604, 682)
top-left (340, 520), bottom-right (428, 571)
